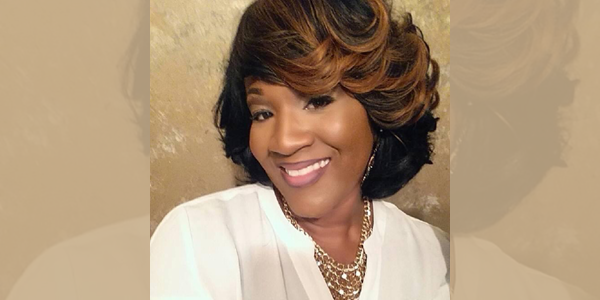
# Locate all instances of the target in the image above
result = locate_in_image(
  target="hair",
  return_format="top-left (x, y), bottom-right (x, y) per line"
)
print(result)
top-left (214, 0), bottom-right (440, 199)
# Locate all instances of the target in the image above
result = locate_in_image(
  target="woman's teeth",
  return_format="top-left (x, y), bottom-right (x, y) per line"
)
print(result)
top-left (284, 159), bottom-right (330, 177)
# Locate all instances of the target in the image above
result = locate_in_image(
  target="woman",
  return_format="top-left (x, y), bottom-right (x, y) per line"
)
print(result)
top-left (150, 0), bottom-right (449, 299)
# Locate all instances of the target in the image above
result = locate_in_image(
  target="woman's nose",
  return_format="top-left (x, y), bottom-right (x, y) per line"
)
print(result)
top-left (269, 111), bottom-right (314, 157)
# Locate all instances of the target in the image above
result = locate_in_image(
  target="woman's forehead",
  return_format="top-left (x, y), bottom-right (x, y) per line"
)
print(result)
top-left (245, 77), bottom-right (339, 98)
top-left (245, 81), bottom-right (302, 101)
top-left (243, 76), bottom-right (259, 90)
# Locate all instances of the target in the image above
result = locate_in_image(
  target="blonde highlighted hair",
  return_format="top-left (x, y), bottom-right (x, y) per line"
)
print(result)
top-left (215, 0), bottom-right (440, 198)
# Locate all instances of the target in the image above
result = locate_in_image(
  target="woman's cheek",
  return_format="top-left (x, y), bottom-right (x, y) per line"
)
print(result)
top-left (322, 114), bottom-right (356, 147)
top-left (248, 128), bottom-right (263, 161)
top-left (249, 124), bottom-right (275, 169)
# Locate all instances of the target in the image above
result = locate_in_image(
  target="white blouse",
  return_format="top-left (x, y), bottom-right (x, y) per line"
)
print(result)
top-left (150, 184), bottom-right (449, 300)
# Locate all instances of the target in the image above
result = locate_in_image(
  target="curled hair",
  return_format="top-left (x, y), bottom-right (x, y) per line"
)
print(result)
top-left (214, 0), bottom-right (439, 199)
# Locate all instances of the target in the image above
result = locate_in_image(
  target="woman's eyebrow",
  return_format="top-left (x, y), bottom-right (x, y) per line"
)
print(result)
top-left (246, 87), bottom-right (262, 96)
top-left (246, 87), bottom-right (267, 107)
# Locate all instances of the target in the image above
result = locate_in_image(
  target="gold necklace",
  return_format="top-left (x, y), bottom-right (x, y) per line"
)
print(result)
top-left (281, 197), bottom-right (373, 299)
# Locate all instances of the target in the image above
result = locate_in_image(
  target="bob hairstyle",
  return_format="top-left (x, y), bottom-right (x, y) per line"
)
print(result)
top-left (214, 0), bottom-right (439, 199)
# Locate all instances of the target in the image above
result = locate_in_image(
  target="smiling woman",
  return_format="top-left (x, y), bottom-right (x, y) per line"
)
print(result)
top-left (246, 82), bottom-right (375, 221)
top-left (151, 0), bottom-right (448, 299)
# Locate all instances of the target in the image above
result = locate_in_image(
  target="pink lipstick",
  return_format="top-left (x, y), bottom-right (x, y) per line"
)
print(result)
top-left (279, 158), bottom-right (330, 188)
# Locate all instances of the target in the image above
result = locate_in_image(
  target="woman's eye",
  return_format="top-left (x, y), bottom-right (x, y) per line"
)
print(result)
top-left (305, 96), bottom-right (333, 110)
top-left (250, 110), bottom-right (273, 122)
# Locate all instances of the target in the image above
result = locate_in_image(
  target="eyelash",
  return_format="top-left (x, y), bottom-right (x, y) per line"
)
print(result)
top-left (249, 96), bottom-right (333, 122)
top-left (250, 110), bottom-right (273, 122)
top-left (305, 96), bottom-right (333, 110)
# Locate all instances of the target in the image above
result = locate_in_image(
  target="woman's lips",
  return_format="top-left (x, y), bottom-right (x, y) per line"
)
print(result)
top-left (279, 158), bottom-right (330, 188)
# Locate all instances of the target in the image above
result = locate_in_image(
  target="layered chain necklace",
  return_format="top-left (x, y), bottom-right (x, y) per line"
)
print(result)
top-left (281, 197), bottom-right (373, 299)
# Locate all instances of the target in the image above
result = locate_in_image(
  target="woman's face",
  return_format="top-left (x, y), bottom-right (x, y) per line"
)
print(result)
top-left (246, 79), bottom-right (374, 218)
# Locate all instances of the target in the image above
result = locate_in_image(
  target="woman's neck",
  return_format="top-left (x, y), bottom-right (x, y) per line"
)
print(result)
top-left (280, 186), bottom-right (365, 263)
top-left (296, 192), bottom-right (364, 240)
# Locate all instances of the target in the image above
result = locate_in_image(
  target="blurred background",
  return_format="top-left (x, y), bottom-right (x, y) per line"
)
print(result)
top-left (451, 0), bottom-right (600, 298)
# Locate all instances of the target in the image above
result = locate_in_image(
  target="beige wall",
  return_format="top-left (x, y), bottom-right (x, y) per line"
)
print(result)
top-left (0, 1), bottom-right (149, 298)
top-left (450, 0), bottom-right (600, 297)
top-left (150, 0), bottom-right (450, 234)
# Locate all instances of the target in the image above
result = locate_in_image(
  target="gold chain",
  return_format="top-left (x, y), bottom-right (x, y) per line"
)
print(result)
top-left (281, 197), bottom-right (373, 299)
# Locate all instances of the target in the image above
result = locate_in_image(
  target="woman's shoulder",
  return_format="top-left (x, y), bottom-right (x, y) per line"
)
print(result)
top-left (377, 200), bottom-right (449, 244)
top-left (150, 184), bottom-right (274, 298)
top-left (151, 184), bottom-right (272, 242)
top-left (376, 200), bottom-right (450, 270)
top-left (375, 200), bottom-right (450, 298)
top-left (179, 183), bottom-right (270, 209)
top-left (164, 183), bottom-right (269, 216)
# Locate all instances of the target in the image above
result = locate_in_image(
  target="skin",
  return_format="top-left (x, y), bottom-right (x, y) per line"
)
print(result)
top-left (246, 78), bottom-right (375, 263)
